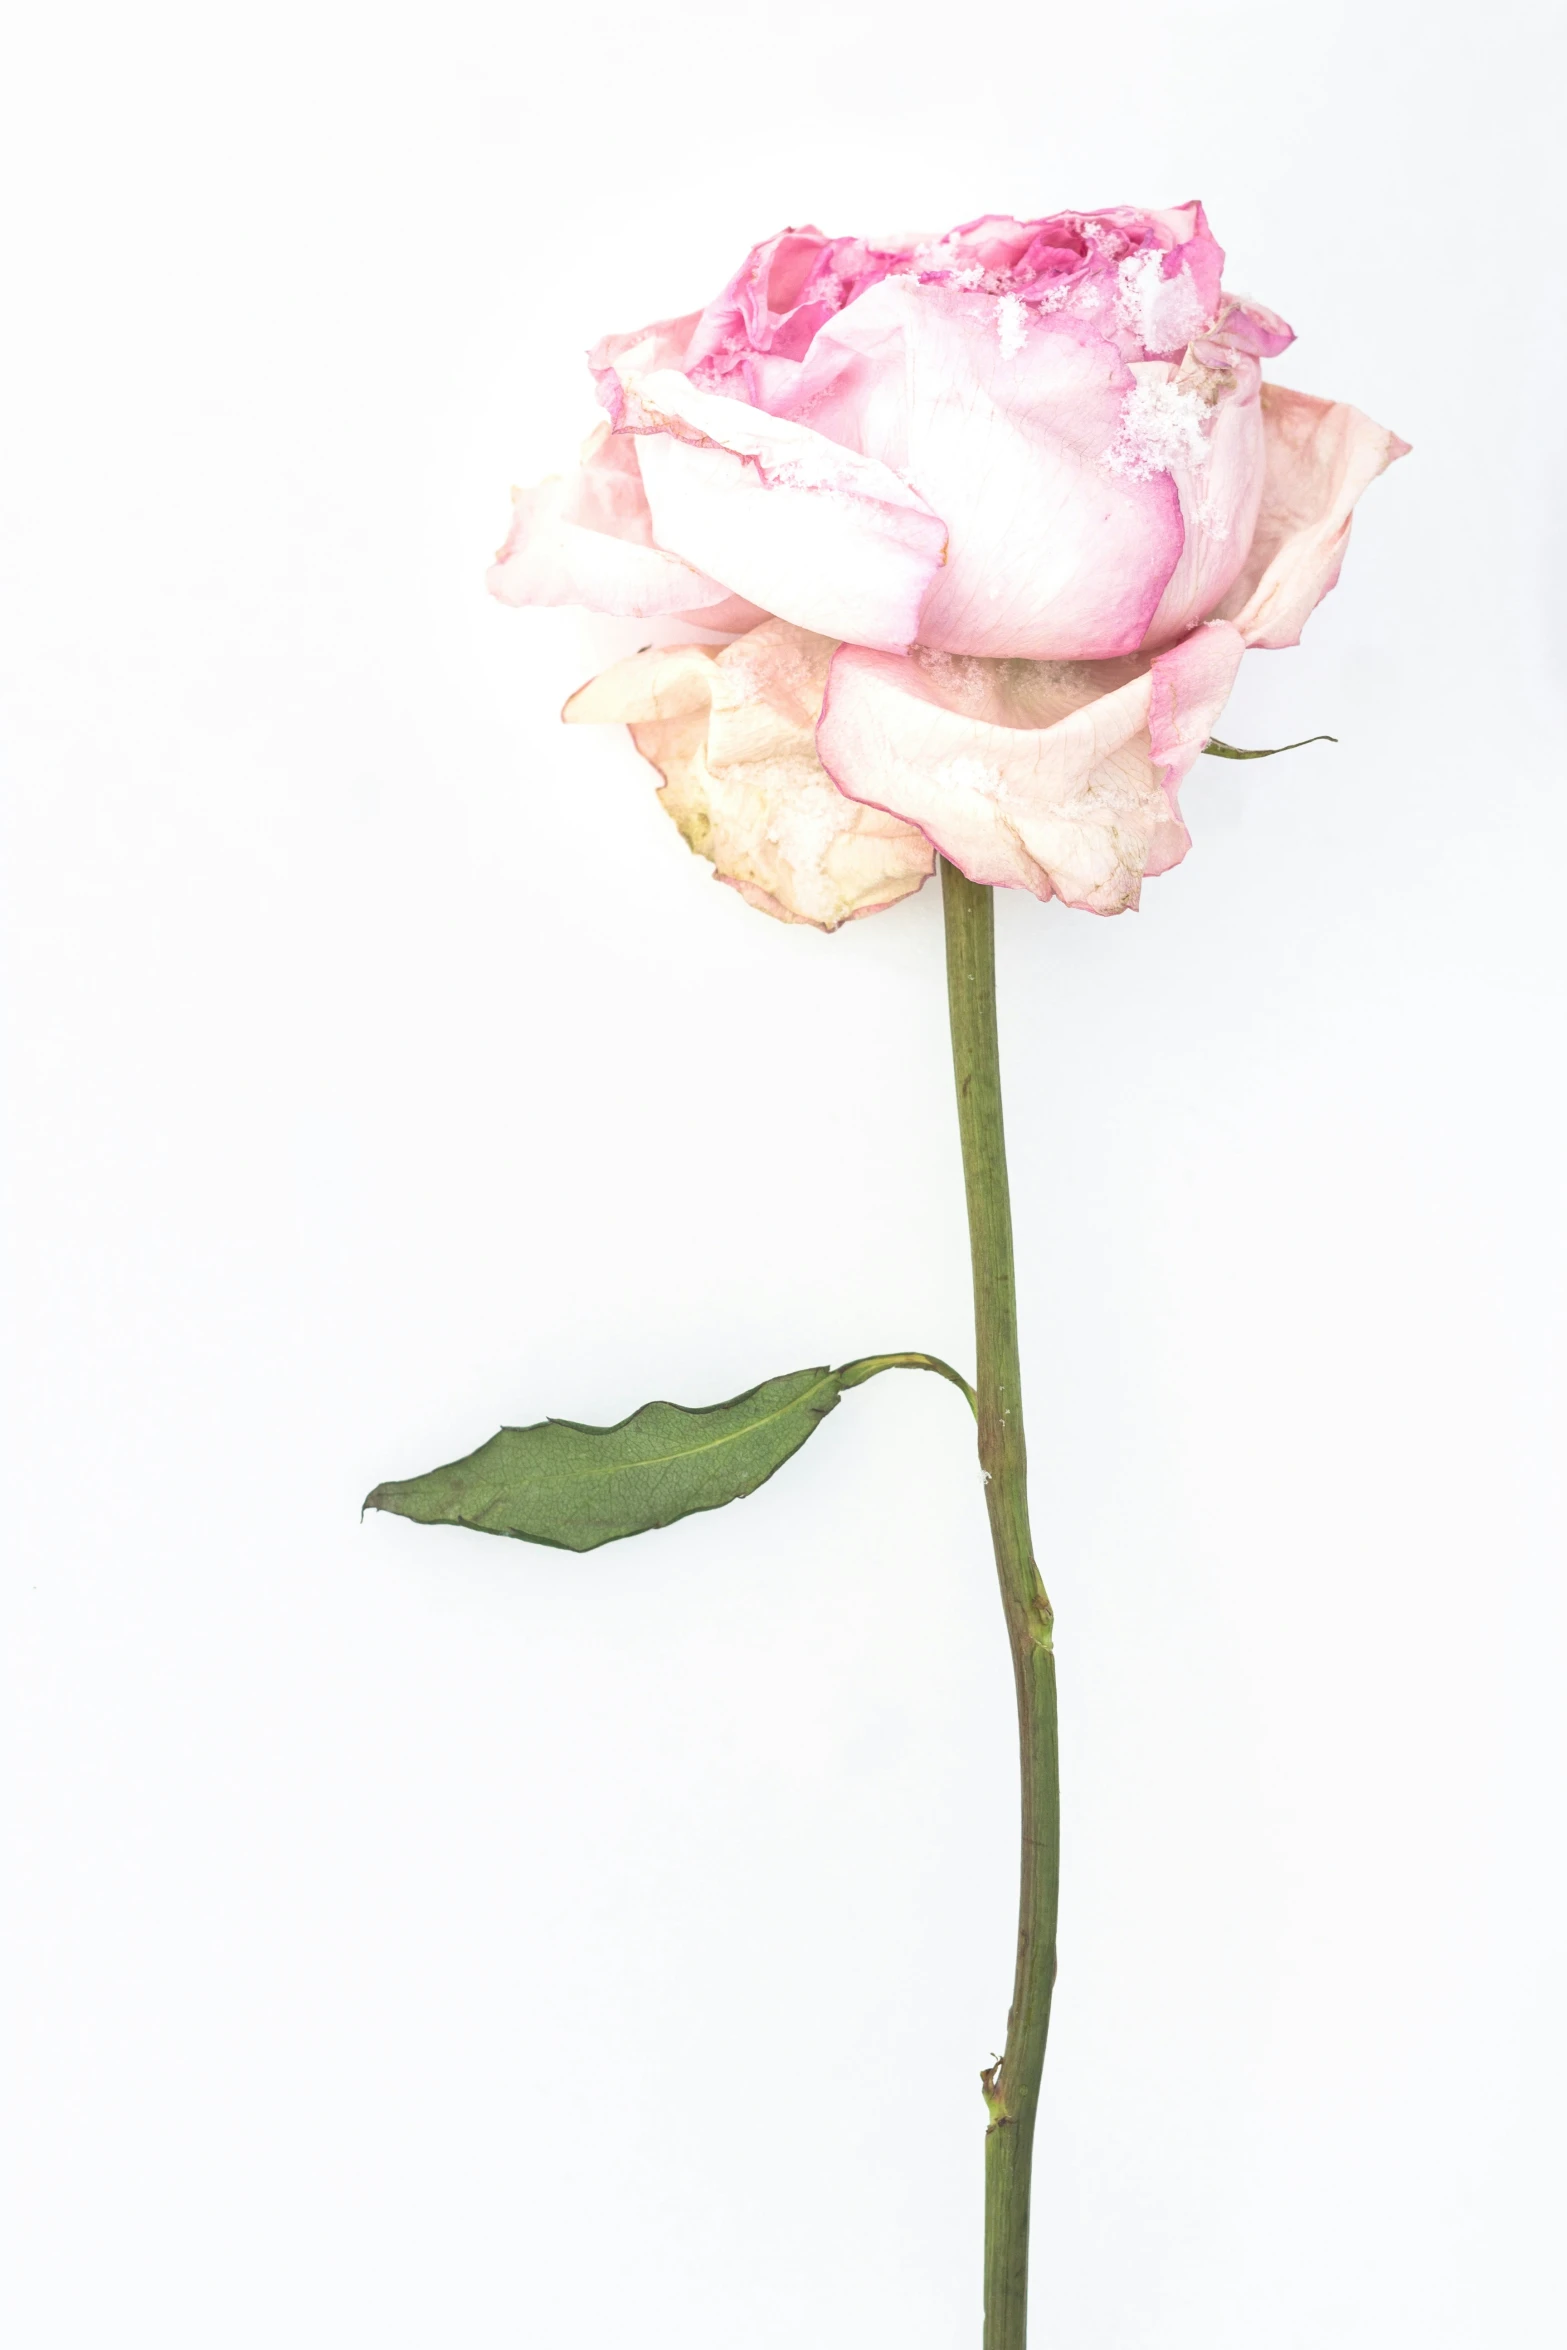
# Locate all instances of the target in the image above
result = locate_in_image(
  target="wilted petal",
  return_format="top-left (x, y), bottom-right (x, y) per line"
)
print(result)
top-left (564, 621), bottom-right (934, 929)
top-left (603, 368), bottom-right (948, 653)
top-left (1212, 293), bottom-right (1296, 359)
top-left (1218, 384), bottom-right (1409, 648)
top-left (588, 312), bottom-right (702, 423)
top-left (783, 284), bottom-right (1184, 660)
top-left (486, 422), bottom-right (729, 618)
top-left (817, 622), bottom-right (1245, 914)
top-left (1128, 344), bottom-right (1267, 648)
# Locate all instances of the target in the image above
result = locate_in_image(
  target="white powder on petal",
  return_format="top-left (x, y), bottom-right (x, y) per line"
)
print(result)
top-left (1115, 251), bottom-right (1211, 354)
top-left (1103, 376), bottom-right (1213, 482)
top-left (1159, 262), bottom-right (1212, 349)
top-left (1115, 250), bottom-right (1166, 348)
top-left (913, 646), bottom-right (999, 713)
top-left (939, 753), bottom-right (1008, 803)
top-left (762, 774), bottom-right (856, 916)
top-left (997, 293), bottom-right (1027, 357)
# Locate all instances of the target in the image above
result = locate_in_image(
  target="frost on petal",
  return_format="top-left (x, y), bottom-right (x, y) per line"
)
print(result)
top-left (486, 422), bottom-right (731, 617)
top-left (1113, 246), bottom-right (1212, 363)
top-left (620, 371), bottom-right (949, 654)
top-left (1217, 384), bottom-right (1409, 648)
top-left (818, 628), bottom-right (1244, 915)
top-left (903, 200), bottom-right (1224, 363)
top-left (563, 621), bottom-right (934, 930)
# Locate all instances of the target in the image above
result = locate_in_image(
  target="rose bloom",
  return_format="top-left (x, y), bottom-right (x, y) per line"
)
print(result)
top-left (491, 205), bottom-right (1407, 927)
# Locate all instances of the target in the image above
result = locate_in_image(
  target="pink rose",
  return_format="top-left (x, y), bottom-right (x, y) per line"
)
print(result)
top-left (496, 205), bottom-right (1407, 921)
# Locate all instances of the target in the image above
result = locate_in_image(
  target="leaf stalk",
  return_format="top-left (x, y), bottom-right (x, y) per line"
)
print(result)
top-left (836, 1351), bottom-right (978, 1416)
top-left (1202, 731), bottom-right (1336, 759)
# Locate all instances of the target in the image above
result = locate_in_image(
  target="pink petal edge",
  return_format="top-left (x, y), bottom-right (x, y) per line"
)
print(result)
top-left (816, 623), bottom-right (1245, 914)
top-left (1219, 384), bottom-right (1409, 649)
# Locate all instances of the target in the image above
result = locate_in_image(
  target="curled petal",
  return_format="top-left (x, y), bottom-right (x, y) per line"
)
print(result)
top-left (612, 370), bottom-right (949, 654)
top-left (1218, 384), bottom-right (1410, 648)
top-left (816, 622), bottom-right (1246, 914)
top-left (1213, 293), bottom-right (1296, 359)
top-left (486, 422), bottom-right (729, 618)
top-left (563, 620), bottom-right (934, 930)
top-left (588, 311), bottom-right (702, 422)
top-left (680, 226), bottom-right (902, 400)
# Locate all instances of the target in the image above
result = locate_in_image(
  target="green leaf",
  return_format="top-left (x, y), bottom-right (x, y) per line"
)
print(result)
top-left (1202, 732), bottom-right (1337, 760)
top-left (365, 1353), bottom-right (975, 1554)
top-left (365, 1367), bottom-right (845, 1552)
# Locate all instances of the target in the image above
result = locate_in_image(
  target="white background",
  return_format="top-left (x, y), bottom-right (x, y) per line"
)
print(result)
top-left (5, 4), bottom-right (1565, 2344)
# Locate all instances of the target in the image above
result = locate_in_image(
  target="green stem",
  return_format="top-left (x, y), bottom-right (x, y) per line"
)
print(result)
top-left (941, 858), bottom-right (1060, 2350)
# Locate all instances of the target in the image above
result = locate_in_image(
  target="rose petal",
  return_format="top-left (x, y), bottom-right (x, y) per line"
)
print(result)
top-left (1212, 293), bottom-right (1296, 359)
top-left (486, 422), bottom-right (730, 618)
top-left (610, 370), bottom-right (949, 654)
top-left (1107, 200), bottom-right (1225, 362)
top-left (817, 622), bottom-right (1245, 914)
top-left (1217, 384), bottom-right (1409, 648)
top-left (778, 284), bottom-right (1185, 660)
top-left (1144, 618), bottom-right (1248, 867)
top-left (681, 226), bottom-right (903, 399)
top-left (564, 620), bottom-right (934, 930)
top-left (588, 311), bottom-right (702, 424)
top-left (909, 202), bottom-right (1224, 364)
top-left (1146, 200), bottom-right (1227, 335)
top-left (675, 591), bottom-right (772, 634)
top-left (1134, 345), bottom-right (1267, 648)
